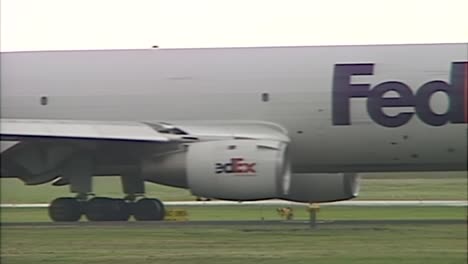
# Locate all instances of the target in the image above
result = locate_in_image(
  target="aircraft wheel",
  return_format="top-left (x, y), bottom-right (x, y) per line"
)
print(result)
top-left (115, 199), bottom-right (131, 221)
top-left (133, 198), bottom-right (165, 221)
top-left (49, 197), bottom-right (82, 222)
top-left (85, 197), bottom-right (130, 221)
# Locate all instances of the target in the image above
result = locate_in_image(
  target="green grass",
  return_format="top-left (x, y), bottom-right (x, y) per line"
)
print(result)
top-left (1, 206), bottom-right (466, 222)
top-left (1, 224), bottom-right (466, 264)
top-left (0, 177), bottom-right (194, 203)
top-left (1, 172), bottom-right (467, 203)
top-left (358, 178), bottom-right (467, 200)
top-left (2, 178), bottom-right (466, 264)
top-left (1, 173), bottom-right (466, 264)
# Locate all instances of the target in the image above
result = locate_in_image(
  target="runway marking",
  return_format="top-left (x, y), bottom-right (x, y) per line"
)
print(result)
top-left (1, 200), bottom-right (467, 208)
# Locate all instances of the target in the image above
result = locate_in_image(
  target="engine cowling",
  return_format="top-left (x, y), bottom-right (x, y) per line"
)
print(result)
top-left (282, 173), bottom-right (360, 202)
top-left (142, 139), bottom-right (291, 200)
top-left (142, 139), bottom-right (360, 203)
top-left (187, 140), bottom-right (291, 200)
top-left (1, 141), bottom-right (75, 184)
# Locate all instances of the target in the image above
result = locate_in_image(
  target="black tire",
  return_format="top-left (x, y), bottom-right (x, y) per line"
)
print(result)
top-left (85, 197), bottom-right (131, 221)
top-left (85, 197), bottom-right (110, 221)
top-left (48, 197), bottom-right (82, 222)
top-left (133, 198), bottom-right (165, 221)
top-left (115, 199), bottom-right (131, 221)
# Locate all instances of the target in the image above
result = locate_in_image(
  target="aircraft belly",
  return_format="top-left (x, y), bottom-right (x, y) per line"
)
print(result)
top-left (289, 123), bottom-right (467, 172)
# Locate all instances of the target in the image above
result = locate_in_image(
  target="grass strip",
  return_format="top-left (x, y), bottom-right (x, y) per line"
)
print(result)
top-left (1, 206), bottom-right (466, 222)
top-left (1, 223), bottom-right (466, 264)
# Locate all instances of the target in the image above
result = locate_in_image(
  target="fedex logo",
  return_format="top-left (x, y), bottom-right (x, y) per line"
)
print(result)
top-left (215, 158), bottom-right (256, 174)
top-left (332, 62), bottom-right (468, 127)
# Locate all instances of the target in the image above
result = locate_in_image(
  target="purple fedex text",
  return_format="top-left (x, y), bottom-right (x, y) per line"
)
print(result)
top-left (332, 62), bottom-right (468, 127)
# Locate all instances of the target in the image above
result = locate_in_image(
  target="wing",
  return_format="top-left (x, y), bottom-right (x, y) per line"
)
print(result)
top-left (0, 118), bottom-right (289, 184)
top-left (0, 118), bottom-right (196, 183)
top-left (0, 119), bottom-right (189, 142)
top-left (0, 119), bottom-right (289, 143)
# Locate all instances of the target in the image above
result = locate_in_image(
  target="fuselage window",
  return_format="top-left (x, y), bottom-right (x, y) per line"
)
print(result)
top-left (40, 96), bottom-right (48, 105)
top-left (261, 93), bottom-right (269, 102)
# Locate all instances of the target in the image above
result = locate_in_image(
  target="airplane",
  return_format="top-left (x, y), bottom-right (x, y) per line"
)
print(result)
top-left (1, 43), bottom-right (466, 222)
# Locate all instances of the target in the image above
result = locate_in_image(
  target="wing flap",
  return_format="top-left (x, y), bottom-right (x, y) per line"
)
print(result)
top-left (0, 119), bottom-right (170, 142)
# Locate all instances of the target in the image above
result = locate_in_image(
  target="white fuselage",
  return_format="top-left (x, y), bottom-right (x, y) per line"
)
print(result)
top-left (1, 44), bottom-right (467, 173)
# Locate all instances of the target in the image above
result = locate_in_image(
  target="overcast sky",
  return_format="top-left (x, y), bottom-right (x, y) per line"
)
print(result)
top-left (1, 0), bottom-right (467, 51)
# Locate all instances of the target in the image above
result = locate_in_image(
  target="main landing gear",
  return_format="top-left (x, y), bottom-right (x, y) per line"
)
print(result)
top-left (48, 196), bottom-right (165, 222)
top-left (47, 154), bottom-right (165, 222)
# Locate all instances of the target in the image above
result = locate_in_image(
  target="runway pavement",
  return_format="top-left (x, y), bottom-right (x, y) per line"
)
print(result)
top-left (1, 219), bottom-right (465, 228)
top-left (1, 200), bottom-right (467, 208)
top-left (2, 200), bottom-right (465, 228)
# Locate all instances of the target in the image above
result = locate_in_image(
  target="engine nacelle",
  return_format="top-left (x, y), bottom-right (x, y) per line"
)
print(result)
top-left (187, 140), bottom-right (291, 200)
top-left (142, 140), bottom-right (359, 203)
top-left (1, 141), bottom-right (75, 184)
top-left (282, 173), bottom-right (360, 202)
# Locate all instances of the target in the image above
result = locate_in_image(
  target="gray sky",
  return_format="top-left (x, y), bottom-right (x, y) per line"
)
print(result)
top-left (1, 0), bottom-right (467, 51)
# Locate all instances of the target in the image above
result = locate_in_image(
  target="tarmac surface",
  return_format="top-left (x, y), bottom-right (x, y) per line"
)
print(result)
top-left (1, 219), bottom-right (465, 228)
top-left (2, 200), bottom-right (465, 228)
top-left (2, 200), bottom-right (467, 208)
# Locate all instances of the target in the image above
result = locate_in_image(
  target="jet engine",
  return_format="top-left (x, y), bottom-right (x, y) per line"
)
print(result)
top-left (281, 172), bottom-right (360, 202)
top-left (143, 139), bottom-right (360, 203)
top-left (143, 139), bottom-right (291, 200)
top-left (186, 140), bottom-right (291, 200)
top-left (0, 141), bottom-right (74, 185)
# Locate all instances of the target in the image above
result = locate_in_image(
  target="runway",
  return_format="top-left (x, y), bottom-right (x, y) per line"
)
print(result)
top-left (2, 200), bottom-right (465, 228)
top-left (1, 200), bottom-right (467, 208)
top-left (1, 219), bottom-right (465, 228)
